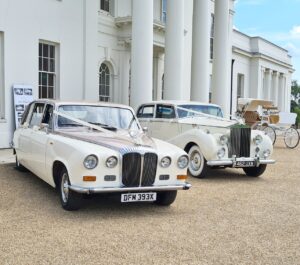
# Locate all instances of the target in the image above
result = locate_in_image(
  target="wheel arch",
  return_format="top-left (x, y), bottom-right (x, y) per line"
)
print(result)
top-left (52, 160), bottom-right (67, 189)
top-left (184, 142), bottom-right (198, 153)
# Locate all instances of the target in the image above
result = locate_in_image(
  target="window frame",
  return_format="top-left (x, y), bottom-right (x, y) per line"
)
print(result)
top-left (28, 103), bottom-right (46, 128)
top-left (100, 0), bottom-right (110, 13)
top-left (210, 14), bottom-right (214, 60)
top-left (99, 63), bottom-right (112, 102)
top-left (155, 104), bottom-right (176, 119)
top-left (161, 0), bottom-right (167, 23)
top-left (137, 105), bottom-right (155, 119)
top-left (39, 41), bottom-right (57, 99)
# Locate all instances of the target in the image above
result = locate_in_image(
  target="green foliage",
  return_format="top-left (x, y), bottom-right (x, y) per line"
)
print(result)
top-left (291, 80), bottom-right (300, 127)
top-left (291, 80), bottom-right (300, 103)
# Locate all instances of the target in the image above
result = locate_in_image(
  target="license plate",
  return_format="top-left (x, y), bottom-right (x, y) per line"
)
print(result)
top-left (235, 161), bottom-right (255, 167)
top-left (121, 192), bottom-right (157, 203)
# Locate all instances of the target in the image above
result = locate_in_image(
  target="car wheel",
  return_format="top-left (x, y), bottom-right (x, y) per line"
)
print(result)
top-left (59, 167), bottom-right (82, 211)
top-left (188, 145), bottom-right (208, 178)
top-left (155, 191), bottom-right (177, 206)
top-left (243, 164), bottom-right (267, 177)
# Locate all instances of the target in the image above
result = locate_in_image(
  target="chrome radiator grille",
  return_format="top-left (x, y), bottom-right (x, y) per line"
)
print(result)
top-left (122, 152), bottom-right (158, 187)
top-left (229, 126), bottom-right (251, 158)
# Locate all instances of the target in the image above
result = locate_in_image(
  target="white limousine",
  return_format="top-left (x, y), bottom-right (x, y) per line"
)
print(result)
top-left (13, 100), bottom-right (191, 210)
top-left (137, 101), bottom-right (275, 178)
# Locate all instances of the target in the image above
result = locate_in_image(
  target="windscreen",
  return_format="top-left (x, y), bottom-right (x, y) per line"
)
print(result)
top-left (57, 105), bottom-right (140, 130)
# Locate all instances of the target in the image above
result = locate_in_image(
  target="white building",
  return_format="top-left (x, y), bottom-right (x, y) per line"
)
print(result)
top-left (0, 0), bottom-right (294, 148)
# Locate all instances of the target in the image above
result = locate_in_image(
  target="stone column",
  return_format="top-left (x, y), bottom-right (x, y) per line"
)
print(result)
top-left (191, 0), bottom-right (210, 102)
top-left (258, 67), bottom-right (265, 99)
top-left (265, 69), bottom-right (272, 100)
top-left (278, 73), bottom-right (284, 111)
top-left (211, 0), bottom-right (231, 115)
top-left (130, 0), bottom-right (153, 111)
top-left (164, 0), bottom-right (184, 100)
top-left (272, 71), bottom-right (279, 106)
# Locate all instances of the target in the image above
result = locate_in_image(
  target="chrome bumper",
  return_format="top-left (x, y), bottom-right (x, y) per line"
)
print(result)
top-left (207, 157), bottom-right (275, 167)
top-left (68, 183), bottom-right (192, 194)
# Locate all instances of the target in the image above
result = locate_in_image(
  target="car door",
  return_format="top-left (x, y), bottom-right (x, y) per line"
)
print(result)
top-left (17, 102), bottom-right (35, 166)
top-left (152, 104), bottom-right (180, 140)
top-left (137, 104), bottom-right (155, 134)
top-left (29, 103), bottom-right (54, 181)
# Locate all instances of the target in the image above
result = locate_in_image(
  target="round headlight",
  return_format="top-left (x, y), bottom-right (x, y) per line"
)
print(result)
top-left (83, 155), bottom-right (98, 169)
top-left (254, 135), bottom-right (263, 145)
top-left (177, 155), bottom-right (189, 169)
top-left (160, 156), bottom-right (171, 168)
top-left (263, 149), bottom-right (271, 158)
top-left (220, 135), bottom-right (228, 145)
top-left (217, 148), bottom-right (226, 159)
top-left (106, 156), bottom-right (118, 168)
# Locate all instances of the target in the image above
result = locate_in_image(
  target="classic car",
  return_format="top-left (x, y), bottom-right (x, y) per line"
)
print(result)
top-left (137, 101), bottom-right (275, 178)
top-left (12, 100), bottom-right (191, 210)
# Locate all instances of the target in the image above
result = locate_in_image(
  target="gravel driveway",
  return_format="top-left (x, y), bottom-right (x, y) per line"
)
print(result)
top-left (0, 139), bottom-right (299, 265)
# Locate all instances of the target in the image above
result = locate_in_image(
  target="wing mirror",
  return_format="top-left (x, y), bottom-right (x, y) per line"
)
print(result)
top-left (40, 123), bottom-right (50, 133)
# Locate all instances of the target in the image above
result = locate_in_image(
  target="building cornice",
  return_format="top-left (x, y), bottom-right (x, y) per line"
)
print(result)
top-left (233, 46), bottom-right (294, 71)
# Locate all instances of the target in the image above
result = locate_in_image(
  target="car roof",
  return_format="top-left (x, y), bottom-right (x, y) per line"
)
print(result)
top-left (31, 99), bottom-right (134, 111)
top-left (139, 100), bottom-right (221, 108)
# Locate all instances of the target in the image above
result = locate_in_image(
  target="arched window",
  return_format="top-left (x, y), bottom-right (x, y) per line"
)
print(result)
top-left (99, 63), bottom-right (111, 102)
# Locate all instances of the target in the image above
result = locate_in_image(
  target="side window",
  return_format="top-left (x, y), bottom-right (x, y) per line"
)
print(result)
top-left (41, 104), bottom-right (54, 129)
top-left (137, 105), bottom-right (154, 118)
top-left (156, 105), bottom-right (176, 119)
top-left (29, 103), bottom-right (45, 127)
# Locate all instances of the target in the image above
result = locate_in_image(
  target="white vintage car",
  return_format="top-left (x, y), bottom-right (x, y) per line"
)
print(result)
top-left (137, 101), bottom-right (275, 178)
top-left (12, 100), bottom-right (191, 210)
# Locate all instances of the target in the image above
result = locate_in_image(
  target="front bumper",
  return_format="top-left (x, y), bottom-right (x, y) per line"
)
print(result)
top-left (207, 157), bottom-right (275, 167)
top-left (68, 183), bottom-right (192, 194)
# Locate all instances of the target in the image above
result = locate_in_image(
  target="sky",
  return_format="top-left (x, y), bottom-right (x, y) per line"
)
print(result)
top-left (234, 0), bottom-right (300, 82)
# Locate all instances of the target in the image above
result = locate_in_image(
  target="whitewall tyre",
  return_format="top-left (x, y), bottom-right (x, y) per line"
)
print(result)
top-left (188, 145), bottom-right (208, 178)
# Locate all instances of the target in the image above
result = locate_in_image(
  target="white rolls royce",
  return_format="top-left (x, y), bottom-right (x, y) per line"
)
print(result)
top-left (137, 101), bottom-right (275, 178)
top-left (12, 100), bottom-right (191, 210)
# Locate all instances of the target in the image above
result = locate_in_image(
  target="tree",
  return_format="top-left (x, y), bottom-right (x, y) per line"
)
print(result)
top-left (291, 80), bottom-right (300, 127)
top-left (291, 80), bottom-right (300, 103)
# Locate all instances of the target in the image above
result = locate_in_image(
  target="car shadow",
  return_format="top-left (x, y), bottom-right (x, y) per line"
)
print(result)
top-left (3, 163), bottom-right (179, 217)
top-left (189, 167), bottom-right (266, 182)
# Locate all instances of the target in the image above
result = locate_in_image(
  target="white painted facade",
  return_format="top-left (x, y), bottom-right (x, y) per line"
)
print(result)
top-left (0, 0), bottom-right (293, 148)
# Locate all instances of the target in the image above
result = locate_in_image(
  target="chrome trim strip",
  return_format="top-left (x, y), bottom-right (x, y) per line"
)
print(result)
top-left (68, 183), bottom-right (192, 194)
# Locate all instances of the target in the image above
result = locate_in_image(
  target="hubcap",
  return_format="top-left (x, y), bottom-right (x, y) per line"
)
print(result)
top-left (190, 150), bottom-right (202, 171)
top-left (61, 173), bottom-right (69, 203)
